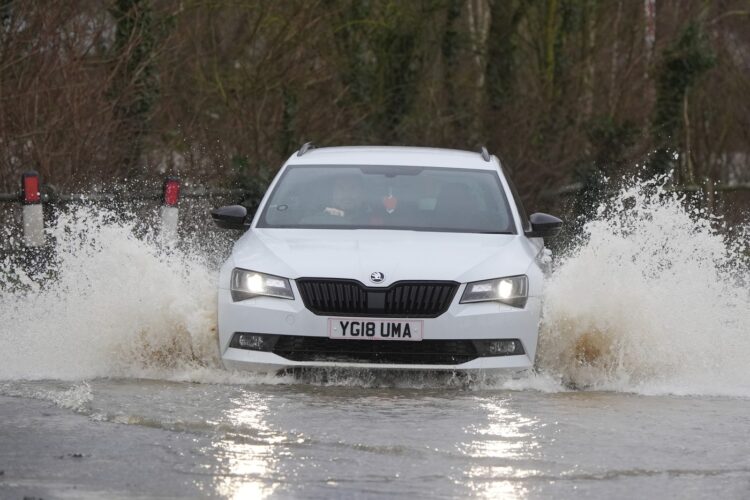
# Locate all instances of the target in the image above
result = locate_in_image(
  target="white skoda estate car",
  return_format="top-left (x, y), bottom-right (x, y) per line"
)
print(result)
top-left (212, 145), bottom-right (561, 373)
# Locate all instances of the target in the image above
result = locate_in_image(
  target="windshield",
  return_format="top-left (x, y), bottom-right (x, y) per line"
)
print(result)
top-left (257, 165), bottom-right (516, 234)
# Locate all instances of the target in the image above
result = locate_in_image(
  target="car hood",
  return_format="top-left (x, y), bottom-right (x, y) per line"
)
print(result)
top-left (229, 228), bottom-right (537, 286)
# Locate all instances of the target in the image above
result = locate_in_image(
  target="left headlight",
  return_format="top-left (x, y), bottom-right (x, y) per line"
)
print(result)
top-left (231, 268), bottom-right (294, 301)
top-left (460, 275), bottom-right (528, 308)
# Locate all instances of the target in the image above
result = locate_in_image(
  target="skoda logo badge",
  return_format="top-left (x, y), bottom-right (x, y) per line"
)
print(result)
top-left (370, 272), bottom-right (385, 283)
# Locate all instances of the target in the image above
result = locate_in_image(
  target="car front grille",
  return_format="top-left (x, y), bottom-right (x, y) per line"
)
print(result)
top-left (295, 279), bottom-right (458, 318)
top-left (272, 335), bottom-right (477, 365)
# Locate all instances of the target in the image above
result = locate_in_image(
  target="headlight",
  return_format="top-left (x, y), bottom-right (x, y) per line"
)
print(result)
top-left (231, 268), bottom-right (294, 301)
top-left (460, 275), bottom-right (528, 308)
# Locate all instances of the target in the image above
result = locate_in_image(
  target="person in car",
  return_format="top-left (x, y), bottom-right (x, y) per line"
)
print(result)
top-left (323, 175), bottom-right (372, 222)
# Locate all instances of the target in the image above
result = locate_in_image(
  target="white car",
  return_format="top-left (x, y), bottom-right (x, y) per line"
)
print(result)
top-left (212, 145), bottom-right (561, 373)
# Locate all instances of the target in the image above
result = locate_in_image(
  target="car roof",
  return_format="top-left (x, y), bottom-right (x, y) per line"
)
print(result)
top-left (286, 146), bottom-right (499, 170)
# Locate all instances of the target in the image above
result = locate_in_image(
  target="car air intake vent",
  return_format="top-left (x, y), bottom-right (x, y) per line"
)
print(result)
top-left (273, 336), bottom-right (477, 365)
top-left (296, 279), bottom-right (458, 318)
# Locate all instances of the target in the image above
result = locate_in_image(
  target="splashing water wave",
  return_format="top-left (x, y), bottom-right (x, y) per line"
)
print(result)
top-left (0, 180), bottom-right (748, 395)
top-left (535, 178), bottom-right (750, 396)
top-left (0, 206), bottom-right (221, 381)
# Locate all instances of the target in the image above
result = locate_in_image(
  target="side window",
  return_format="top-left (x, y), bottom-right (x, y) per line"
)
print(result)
top-left (502, 167), bottom-right (531, 232)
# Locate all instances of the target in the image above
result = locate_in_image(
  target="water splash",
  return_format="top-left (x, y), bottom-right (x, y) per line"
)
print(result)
top-left (0, 381), bottom-right (93, 412)
top-left (0, 205), bottom-right (221, 380)
top-left (534, 177), bottom-right (750, 396)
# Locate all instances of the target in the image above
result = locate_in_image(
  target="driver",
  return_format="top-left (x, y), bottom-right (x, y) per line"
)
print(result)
top-left (323, 175), bottom-right (367, 219)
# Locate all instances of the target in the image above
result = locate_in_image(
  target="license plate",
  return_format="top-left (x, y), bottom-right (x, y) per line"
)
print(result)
top-left (328, 317), bottom-right (423, 341)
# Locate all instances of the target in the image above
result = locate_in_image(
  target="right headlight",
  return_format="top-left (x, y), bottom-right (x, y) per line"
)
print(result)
top-left (231, 268), bottom-right (294, 301)
top-left (459, 275), bottom-right (528, 308)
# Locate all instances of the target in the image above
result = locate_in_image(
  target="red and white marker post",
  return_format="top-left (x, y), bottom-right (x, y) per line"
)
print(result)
top-left (160, 177), bottom-right (180, 245)
top-left (21, 172), bottom-right (45, 247)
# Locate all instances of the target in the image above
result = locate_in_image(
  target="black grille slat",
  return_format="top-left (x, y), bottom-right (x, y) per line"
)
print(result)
top-left (340, 283), bottom-right (349, 310)
top-left (418, 286), bottom-right (428, 314)
top-left (423, 286), bottom-right (432, 314)
top-left (407, 286), bottom-right (416, 314)
top-left (308, 282), bottom-right (319, 310)
top-left (403, 285), bottom-right (412, 313)
top-left (438, 287), bottom-right (449, 310)
top-left (273, 336), bottom-right (477, 365)
top-left (387, 286), bottom-right (400, 314)
top-left (334, 283), bottom-right (342, 310)
top-left (437, 287), bottom-right (449, 313)
top-left (296, 279), bottom-right (458, 318)
top-left (321, 282), bottom-right (332, 309)
top-left (428, 286), bottom-right (439, 314)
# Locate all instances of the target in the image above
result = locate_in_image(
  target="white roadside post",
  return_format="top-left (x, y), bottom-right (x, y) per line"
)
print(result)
top-left (160, 176), bottom-right (180, 246)
top-left (21, 171), bottom-right (45, 247)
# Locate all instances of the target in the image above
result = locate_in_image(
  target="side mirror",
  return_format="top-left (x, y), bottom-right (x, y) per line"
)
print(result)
top-left (211, 205), bottom-right (249, 230)
top-left (525, 213), bottom-right (563, 238)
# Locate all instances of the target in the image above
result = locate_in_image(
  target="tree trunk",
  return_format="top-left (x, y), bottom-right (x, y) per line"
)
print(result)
top-left (608, 0), bottom-right (623, 115)
top-left (544, 0), bottom-right (559, 101)
top-left (465, 0), bottom-right (492, 145)
top-left (683, 92), bottom-right (695, 184)
top-left (644, 0), bottom-right (656, 70)
top-left (582, 0), bottom-right (597, 123)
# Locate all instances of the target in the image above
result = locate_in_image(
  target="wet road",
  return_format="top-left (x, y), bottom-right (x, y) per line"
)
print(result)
top-left (2, 377), bottom-right (750, 499)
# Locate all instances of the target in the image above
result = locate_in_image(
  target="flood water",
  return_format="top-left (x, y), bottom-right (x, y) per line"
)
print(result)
top-left (1, 178), bottom-right (749, 498)
top-left (3, 377), bottom-right (750, 499)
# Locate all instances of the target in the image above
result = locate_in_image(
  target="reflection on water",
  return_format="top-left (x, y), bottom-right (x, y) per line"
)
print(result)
top-left (203, 389), bottom-right (546, 499)
top-left (476, 480), bottom-right (529, 500)
top-left (464, 396), bottom-right (540, 499)
top-left (4, 380), bottom-right (750, 499)
top-left (211, 393), bottom-right (282, 499)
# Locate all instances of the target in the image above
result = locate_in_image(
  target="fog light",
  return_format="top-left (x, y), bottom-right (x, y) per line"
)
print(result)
top-left (230, 333), bottom-right (279, 351)
top-left (240, 334), bottom-right (264, 349)
top-left (473, 339), bottom-right (525, 357)
top-left (490, 340), bottom-right (515, 354)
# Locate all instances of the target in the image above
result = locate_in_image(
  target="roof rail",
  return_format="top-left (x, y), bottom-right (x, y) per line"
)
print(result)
top-left (297, 142), bottom-right (316, 156)
top-left (480, 146), bottom-right (491, 162)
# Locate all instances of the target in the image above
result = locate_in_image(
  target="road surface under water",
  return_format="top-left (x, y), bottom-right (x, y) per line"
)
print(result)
top-left (1, 178), bottom-right (749, 498)
top-left (2, 377), bottom-right (750, 499)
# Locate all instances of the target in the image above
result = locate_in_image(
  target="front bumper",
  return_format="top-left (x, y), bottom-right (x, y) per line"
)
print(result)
top-left (217, 286), bottom-right (541, 373)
